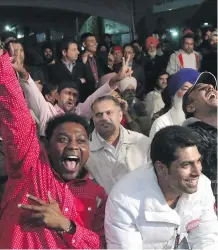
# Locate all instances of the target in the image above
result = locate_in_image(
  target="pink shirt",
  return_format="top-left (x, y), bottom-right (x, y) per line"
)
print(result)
top-left (20, 76), bottom-right (113, 136)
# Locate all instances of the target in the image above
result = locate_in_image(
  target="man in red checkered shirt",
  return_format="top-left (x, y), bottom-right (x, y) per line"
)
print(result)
top-left (0, 48), bottom-right (110, 248)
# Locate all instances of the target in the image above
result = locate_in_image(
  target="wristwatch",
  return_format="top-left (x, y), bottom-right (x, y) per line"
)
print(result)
top-left (57, 221), bottom-right (75, 234)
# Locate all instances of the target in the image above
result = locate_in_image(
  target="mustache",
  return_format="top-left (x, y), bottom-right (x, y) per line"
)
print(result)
top-left (100, 121), bottom-right (113, 126)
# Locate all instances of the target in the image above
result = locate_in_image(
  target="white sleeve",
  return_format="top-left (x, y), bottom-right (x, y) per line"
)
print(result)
top-left (144, 93), bottom-right (155, 118)
top-left (188, 179), bottom-right (218, 249)
top-left (166, 53), bottom-right (177, 76)
top-left (105, 190), bottom-right (143, 249)
top-left (149, 116), bottom-right (166, 140)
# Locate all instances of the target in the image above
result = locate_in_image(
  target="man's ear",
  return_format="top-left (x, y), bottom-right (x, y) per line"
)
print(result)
top-left (186, 103), bottom-right (196, 114)
top-left (62, 49), bottom-right (67, 57)
top-left (119, 110), bottom-right (123, 123)
top-left (154, 161), bottom-right (169, 177)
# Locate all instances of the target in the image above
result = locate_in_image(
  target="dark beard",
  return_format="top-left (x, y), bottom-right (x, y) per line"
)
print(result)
top-left (43, 55), bottom-right (54, 64)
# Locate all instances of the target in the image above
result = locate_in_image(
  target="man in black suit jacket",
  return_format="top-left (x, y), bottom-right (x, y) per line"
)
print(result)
top-left (80, 33), bottom-right (104, 102)
top-left (47, 38), bottom-right (86, 102)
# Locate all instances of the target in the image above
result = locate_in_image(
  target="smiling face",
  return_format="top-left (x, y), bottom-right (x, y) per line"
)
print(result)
top-left (186, 83), bottom-right (218, 117)
top-left (49, 122), bottom-right (89, 181)
top-left (157, 74), bottom-right (169, 90)
top-left (44, 48), bottom-right (53, 59)
top-left (157, 146), bottom-right (202, 195)
top-left (84, 36), bottom-right (97, 53)
top-left (57, 88), bottom-right (79, 113)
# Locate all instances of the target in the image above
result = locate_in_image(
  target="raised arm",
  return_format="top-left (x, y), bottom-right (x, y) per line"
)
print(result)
top-left (19, 73), bottom-right (56, 136)
top-left (76, 56), bottom-right (133, 120)
top-left (0, 51), bottom-right (40, 178)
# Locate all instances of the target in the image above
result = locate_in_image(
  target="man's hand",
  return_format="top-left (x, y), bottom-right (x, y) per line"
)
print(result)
top-left (9, 43), bottom-right (29, 80)
top-left (81, 51), bottom-right (92, 64)
top-left (109, 56), bottom-right (133, 89)
top-left (120, 100), bottom-right (129, 114)
top-left (18, 192), bottom-right (72, 232)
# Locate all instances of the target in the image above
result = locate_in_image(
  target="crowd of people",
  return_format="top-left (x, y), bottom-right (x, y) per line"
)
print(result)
top-left (0, 17), bottom-right (217, 249)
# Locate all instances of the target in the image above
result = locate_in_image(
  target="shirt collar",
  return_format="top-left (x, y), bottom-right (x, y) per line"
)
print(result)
top-left (90, 125), bottom-right (137, 151)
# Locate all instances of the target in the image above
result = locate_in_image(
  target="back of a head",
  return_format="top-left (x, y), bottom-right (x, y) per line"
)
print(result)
top-left (45, 113), bottom-right (90, 142)
top-left (42, 83), bottom-right (57, 97)
top-left (150, 126), bottom-right (199, 167)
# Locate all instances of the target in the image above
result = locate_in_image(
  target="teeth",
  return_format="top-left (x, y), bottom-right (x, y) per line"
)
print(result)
top-left (65, 156), bottom-right (79, 161)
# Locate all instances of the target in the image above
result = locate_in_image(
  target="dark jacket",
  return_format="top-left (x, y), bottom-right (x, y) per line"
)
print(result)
top-left (78, 56), bottom-right (104, 102)
top-left (183, 118), bottom-right (217, 183)
top-left (47, 60), bottom-right (85, 88)
top-left (201, 51), bottom-right (217, 79)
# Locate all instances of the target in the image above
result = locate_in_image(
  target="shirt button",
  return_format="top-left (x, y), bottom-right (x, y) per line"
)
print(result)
top-left (88, 207), bottom-right (92, 211)
top-left (72, 239), bottom-right (76, 244)
top-left (65, 208), bottom-right (69, 212)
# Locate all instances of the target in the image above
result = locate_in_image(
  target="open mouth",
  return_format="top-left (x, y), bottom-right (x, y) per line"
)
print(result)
top-left (207, 91), bottom-right (217, 100)
top-left (62, 155), bottom-right (80, 172)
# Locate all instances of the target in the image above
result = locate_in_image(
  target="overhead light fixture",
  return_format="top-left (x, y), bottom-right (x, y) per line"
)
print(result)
top-left (5, 25), bottom-right (10, 31)
top-left (169, 29), bottom-right (178, 38)
top-left (168, 9), bottom-right (172, 11)
top-left (203, 22), bottom-right (209, 26)
top-left (17, 33), bottom-right (24, 39)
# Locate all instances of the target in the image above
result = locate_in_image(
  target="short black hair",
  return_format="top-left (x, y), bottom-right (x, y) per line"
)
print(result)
top-left (91, 95), bottom-right (121, 111)
top-left (42, 83), bottom-right (57, 97)
top-left (45, 113), bottom-right (90, 142)
top-left (81, 32), bottom-right (95, 43)
top-left (123, 43), bottom-right (134, 51)
top-left (182, 33), bottom-right (195, 43)
top-left (1, 31), bottom-right (17, 43)
top-left (150, 126), bottom-right (199, 167)
top-left (182, 91), bottom-right (195, 118)
top-left (60, 38), bottom-right (77, 52)
top-left (4, 39), bottom-right (22, 53)
top-left (158, 71), bottom-right (169, 78)
top-left (131, 40), bottom-right (141, 46)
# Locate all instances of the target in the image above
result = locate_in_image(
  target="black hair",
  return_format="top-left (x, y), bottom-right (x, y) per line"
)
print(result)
top-left (1, 31), bottom-right (17, 43)
top-left (182, 33), bottom-right (195, 43)
top-left (4, 39), bottom-right (22, 53)
top-left (158, 70), bottom-right (169, 78)
top-left (150, 126), bottom-right (199, 167)
top-left (45, 113), bottom-right (90, 142)
top-left (123, 43), bottom-right (134, 51)
top-left (81, 32), bottom-right (95, 44)
top-left (182, 91), bottom-right (195, 119)
top-left (42, 42), bottom-right (53, 52)
top-left (161, 86), bottom-right (172, 109)
top-left (131, 40), bottom-right (141, 46)
top-left (42, 83), bottom-right (57, 97)
top-left (58, 38), bottom-right (78, 60)
top-left (91, 95), bottom-right (121, 111)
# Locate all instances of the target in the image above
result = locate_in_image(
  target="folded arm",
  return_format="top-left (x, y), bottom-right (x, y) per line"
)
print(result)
top-left (0, 52), bottom-right (40, 177)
